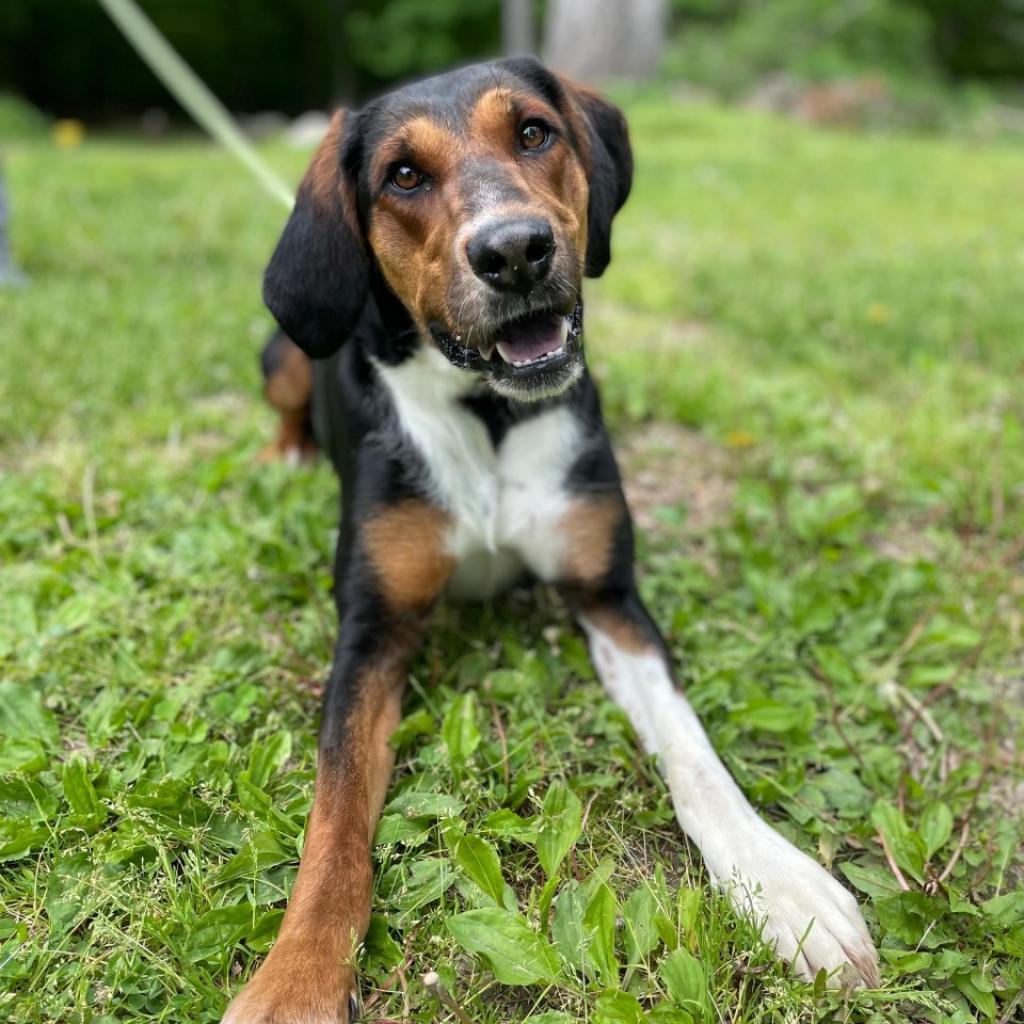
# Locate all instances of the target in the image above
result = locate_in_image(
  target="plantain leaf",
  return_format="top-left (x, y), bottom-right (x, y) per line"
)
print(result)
top-left (537, 782), bottom-right (582, 878)
top-left (453, 833), bottom-right (509, 908)
top-left (448, 908), bottom-right (561, 985)
top-left (442, 692), bottom-right (481, 765)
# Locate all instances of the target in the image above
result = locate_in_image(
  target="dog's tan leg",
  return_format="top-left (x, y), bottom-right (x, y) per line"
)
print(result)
top-left (222, 663), bottom-right (405, 1024)
top-left (259, 332), bottom-right (316, 464)
top-left (224, 499), bottom-right (453, 1024)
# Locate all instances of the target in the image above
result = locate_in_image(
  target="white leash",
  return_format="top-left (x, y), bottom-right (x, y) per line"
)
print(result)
top-left (96, 0), bottom-right (295, 210)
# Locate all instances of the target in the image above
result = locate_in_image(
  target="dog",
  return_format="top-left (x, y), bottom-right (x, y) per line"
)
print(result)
top-left (224, 57), bottom-right (879, 1023)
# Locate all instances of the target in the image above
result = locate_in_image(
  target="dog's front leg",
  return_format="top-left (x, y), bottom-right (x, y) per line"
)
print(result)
top-left (571, 585), bottom-right (880, 989)
top-left (224, 498), bottom-right (453, 1024)
top-left (222, 633), bottom-right (413, 1024)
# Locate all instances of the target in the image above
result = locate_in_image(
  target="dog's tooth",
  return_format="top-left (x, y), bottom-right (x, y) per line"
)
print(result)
top-left (559, 318), bottom-right (570, 345)
top-left (479, 343), bottom-right (495, 361)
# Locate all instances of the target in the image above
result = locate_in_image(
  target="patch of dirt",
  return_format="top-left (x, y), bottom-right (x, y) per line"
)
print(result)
top-left (869, 523), bottom-right (942, 565)
top-left (616, 422), bottom-right (735, 538)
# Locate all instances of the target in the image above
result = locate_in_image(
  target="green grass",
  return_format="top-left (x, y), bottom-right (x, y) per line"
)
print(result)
top-left (1, 96), bottom-right (1022, 1023)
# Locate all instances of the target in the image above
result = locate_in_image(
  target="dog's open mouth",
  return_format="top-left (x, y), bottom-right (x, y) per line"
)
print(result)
top-left (480, 311), bottom-right (570, 372)
top-left (430, 304), bottom-right (583, 398)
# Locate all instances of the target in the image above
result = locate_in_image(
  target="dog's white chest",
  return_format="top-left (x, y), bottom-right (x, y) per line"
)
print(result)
top-left (375, 347), bottom-right (582, 598)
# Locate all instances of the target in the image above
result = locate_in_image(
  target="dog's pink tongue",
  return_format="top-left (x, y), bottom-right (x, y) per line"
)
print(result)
top-left (496, 313), bottom-right (563, 364)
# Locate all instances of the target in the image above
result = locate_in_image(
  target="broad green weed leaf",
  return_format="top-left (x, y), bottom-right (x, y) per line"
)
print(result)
top-left (920, 802), bottom-right (953, 860)
top-left (246, 732), bottom-right (292, 788)
top-left (732, 698), bottom-right (812, 734)
top-left (217, 832), bottom-right (290, 883)
top-left (389, 708), bottom-right (435, 749)
top-left (388, 857), bottom-right (454, 914)
top-left (871, 800), bottom-right (926, 883)
top-left (481, 808), bottom-right (538, 841)
top-left (552, 881), bottom-right (588, 970)
top-left (374, 813), bottom-right (431, 846)
top-left (953, 969), bottom-right (996, 1019)
top-left (537, 782), bottom-right (582, 878)
top-left (677, 887), bottom-right (700, 943)
top-left (246, 909), bottom-right (284, 953)
top-left (595, 989), bottom-right (644, 1024)
top-left (442, 692), bottom-right (481, 765)
top-left (186, 906), bottom-right (251, 962)
top-left (0, 739), bottom-right (46, 774)
top-left (384, 790), bottom-right (464, 819)
top-left (840, 861), bottom-right (905, 899)
top-left (61, 759), bottom-right (105, 829)
top-left (363, 915), bottom-right (402, 969)
top-left (585, 883), bottom-right (619, 987)
top-left (647, 1007), bottom-right (693, 1024)
top-left (0, 824), bottom-right (50, 861)
top-left (0, 683), bottom-right (58, 747)
top-left (453, 834), bottom-right (508, 908)
top-left (623, 881), bottom-right (660, 963)
top-left (980, 891), bottom-right (1024, 927)
top-left (660, 947), bottom-right (707, 1017)
top-left (448, 908), bottom-right (560, 985)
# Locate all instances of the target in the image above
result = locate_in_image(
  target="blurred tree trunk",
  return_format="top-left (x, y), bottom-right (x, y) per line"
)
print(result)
top-left (502, 0), bottom-right (534, 55)
top-left (543, 0), bottom-right (667, 82)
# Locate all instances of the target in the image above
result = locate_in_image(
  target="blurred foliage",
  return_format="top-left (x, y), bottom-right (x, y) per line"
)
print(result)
top-left (347, 0), bottom-right (500, 82)
top-left (912, 0), bottom-right (1024, 80)
top-left (666, 0), bottom-right (1024, 97)
top-left (0, 93), bottom-right (49, 142)
top-left (0, 1), bottom-right (1021, 123)
top-left (0, 0), bottom-right (498, 121)
top-left (0, 1), bottom-right (336, 119)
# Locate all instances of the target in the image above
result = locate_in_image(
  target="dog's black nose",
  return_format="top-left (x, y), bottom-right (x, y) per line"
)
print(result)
top-left (467, 219), bottom-right (555, 294)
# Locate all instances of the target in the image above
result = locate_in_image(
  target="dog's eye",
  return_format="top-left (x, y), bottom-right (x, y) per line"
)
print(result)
top-left (518, 121), bottom-right (549, 151)
top-left (390, 165), bottom-right (423, 191)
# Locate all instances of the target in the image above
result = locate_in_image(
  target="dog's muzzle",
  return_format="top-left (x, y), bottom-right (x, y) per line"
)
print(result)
top-left (430, 302), bottom-right (584, 400)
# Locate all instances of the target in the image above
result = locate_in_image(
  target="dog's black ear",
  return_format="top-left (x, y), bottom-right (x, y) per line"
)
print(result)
top-left (570, 86), bottom-right (633, 278)
top-left (263, 111), bottom-right (368, 358)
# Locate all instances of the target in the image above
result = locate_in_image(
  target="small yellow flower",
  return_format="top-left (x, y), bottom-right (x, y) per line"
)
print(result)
top-left (725, 429), bottom-right (756, 448)
top-left (866, 302), bottom-right (890, 325)
top-left (53, 119), bottom-right (85, 149)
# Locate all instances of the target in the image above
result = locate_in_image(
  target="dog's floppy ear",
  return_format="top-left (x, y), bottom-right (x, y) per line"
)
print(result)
top-left (263, 111), bottom-right (368, 358)
top-left (568, 85), bottom-right (633, 278)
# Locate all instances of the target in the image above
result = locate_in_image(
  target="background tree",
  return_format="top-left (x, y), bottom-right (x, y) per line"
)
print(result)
top-left (502, 0), bottom-right (534, 55)
top-left (544, 0), bottom-right (669, 81)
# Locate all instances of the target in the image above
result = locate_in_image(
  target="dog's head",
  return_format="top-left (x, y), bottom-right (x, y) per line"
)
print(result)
top-left (264, 57), bottom-right (632, 401)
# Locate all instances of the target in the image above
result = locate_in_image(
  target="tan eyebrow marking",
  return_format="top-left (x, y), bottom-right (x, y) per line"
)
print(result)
top-left (371, 115), bottom-right (462, 184)
top-left (468, 88), bottom-right (562, 151)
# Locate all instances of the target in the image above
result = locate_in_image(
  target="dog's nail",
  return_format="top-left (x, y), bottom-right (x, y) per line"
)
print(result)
top-left (348, 993), bottom-right (360, 1021)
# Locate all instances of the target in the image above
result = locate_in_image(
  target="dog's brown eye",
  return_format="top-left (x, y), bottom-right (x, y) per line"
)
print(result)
top-left (390, 165), bottom-right (422, 191)
top-left (519, 122), bottom-right (548, 151)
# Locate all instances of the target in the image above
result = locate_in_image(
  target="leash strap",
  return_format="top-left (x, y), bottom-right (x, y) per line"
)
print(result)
top-left (97, 0), bottom-right (295, 210)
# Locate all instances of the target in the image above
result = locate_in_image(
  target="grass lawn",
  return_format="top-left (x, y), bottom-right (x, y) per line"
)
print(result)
top-left (1, 96), bottom-right (1022, 1023)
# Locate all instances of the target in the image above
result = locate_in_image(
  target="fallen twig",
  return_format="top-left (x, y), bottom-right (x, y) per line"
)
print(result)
top-left (422, 971), bottom-right (474, 1024)
top-left (490, 703), bottom-right (510, 786)
top-left (935, 816), bottom-right (971, 887)
top-left (807, 659), bottom-right (867, 774)
top-left (876, 829), bottom-right (911, 892)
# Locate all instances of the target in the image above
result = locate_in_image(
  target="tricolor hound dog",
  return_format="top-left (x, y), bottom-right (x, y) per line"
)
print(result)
top-left (225, 56), bottom-right (879, 1024)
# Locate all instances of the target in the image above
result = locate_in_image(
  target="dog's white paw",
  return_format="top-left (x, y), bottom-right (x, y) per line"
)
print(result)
top-left (722, 822), bottom-right (880, 989)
